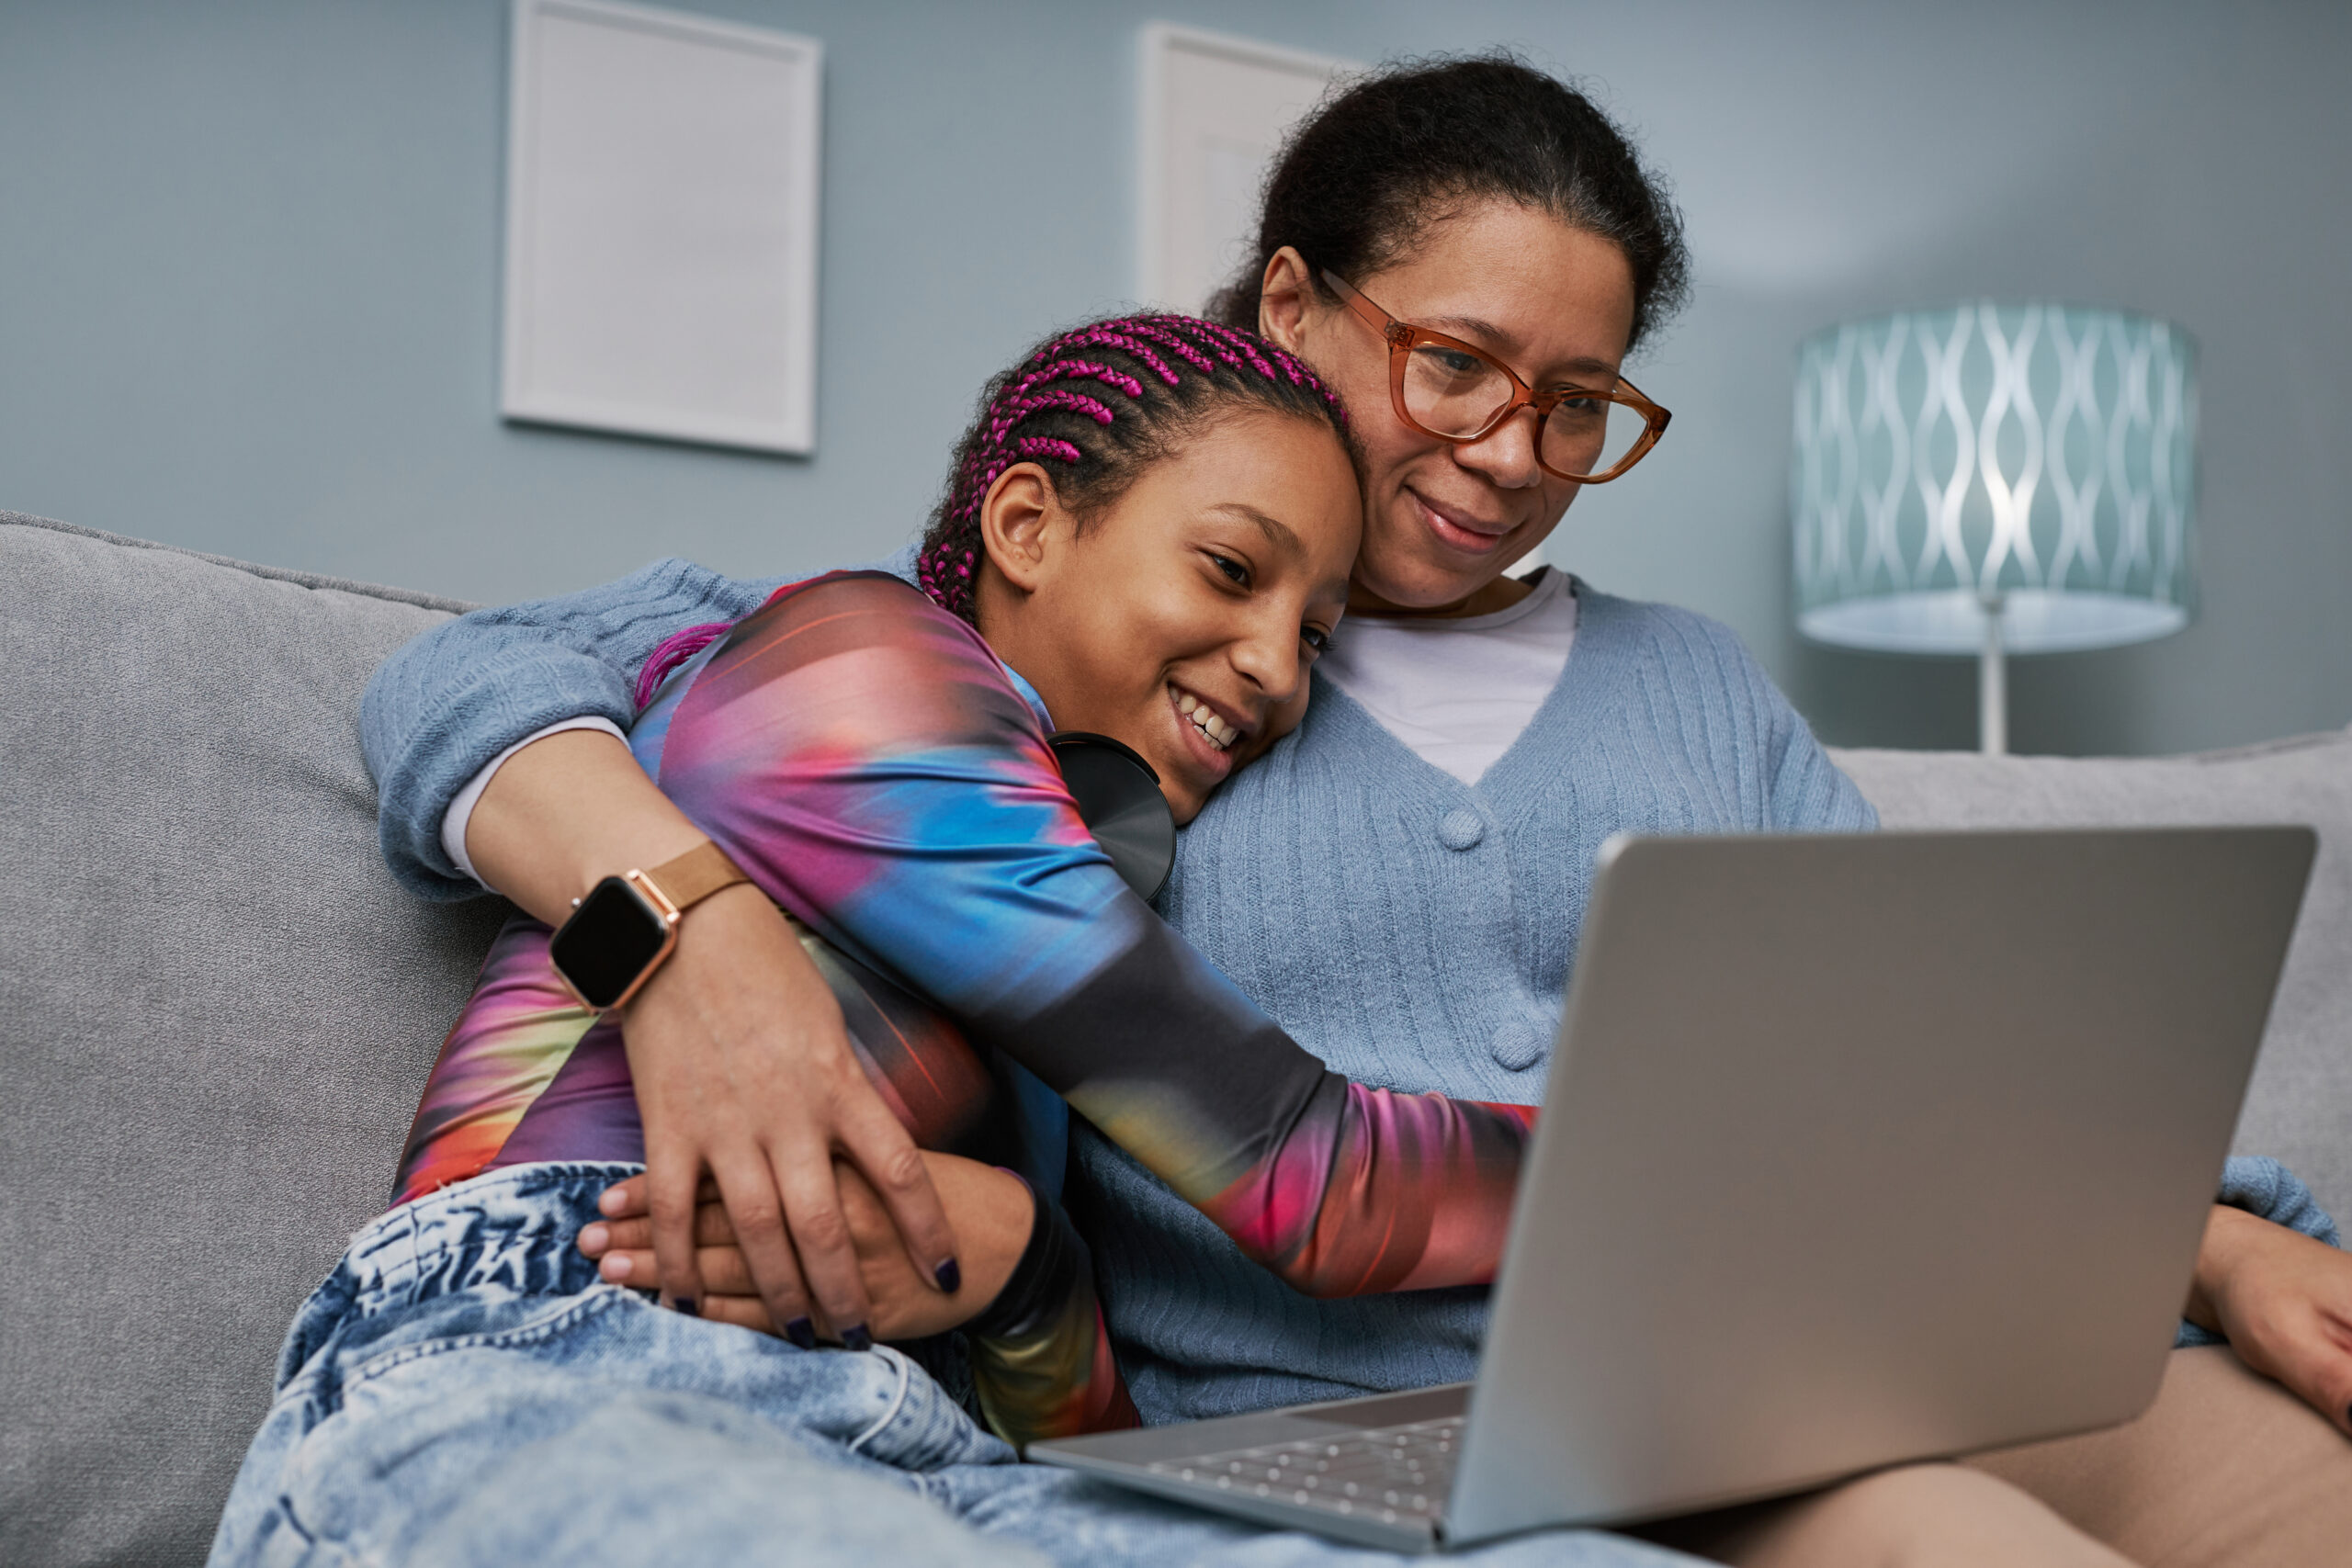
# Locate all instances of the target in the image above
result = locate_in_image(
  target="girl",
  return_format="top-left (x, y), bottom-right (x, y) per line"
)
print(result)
top-left (378, 315), bottom-right (1541, 1453)
top-left (219, 312), bottom-right (1634, 1568)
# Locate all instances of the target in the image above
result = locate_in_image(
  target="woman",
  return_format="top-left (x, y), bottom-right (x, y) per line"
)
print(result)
top-left (360, 56), bottom-right (2352, 1566)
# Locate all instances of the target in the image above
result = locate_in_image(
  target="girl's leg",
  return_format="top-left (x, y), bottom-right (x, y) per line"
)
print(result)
top-left (1965, 1345), bottom-right (2352, 1566)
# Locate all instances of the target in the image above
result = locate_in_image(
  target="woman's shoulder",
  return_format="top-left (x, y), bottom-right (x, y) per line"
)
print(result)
top-left (1571, 580), bottom-right (1773, 685)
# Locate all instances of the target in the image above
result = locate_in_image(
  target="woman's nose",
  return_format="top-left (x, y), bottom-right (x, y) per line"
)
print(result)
top-left (1450, 406), bottom-right (1545, 490)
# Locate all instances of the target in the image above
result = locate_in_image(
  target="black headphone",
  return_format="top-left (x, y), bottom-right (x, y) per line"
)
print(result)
top-left (1047, 732), bottom-right (1177, 903)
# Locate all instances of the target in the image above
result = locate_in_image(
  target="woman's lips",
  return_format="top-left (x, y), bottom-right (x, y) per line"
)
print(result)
top-left (1409, 489), bottom-right (1514, 555)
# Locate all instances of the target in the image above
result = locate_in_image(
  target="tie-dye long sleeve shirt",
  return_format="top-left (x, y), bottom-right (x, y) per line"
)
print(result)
top-left (395, 573), bottom-right (1538, 1433)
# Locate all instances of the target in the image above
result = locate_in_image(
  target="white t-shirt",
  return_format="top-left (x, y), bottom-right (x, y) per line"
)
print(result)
top-left (1315, 566), bottom-right (1577, 786)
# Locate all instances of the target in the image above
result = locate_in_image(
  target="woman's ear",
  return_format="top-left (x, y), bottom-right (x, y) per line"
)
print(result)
top-left (1256, 246), bottom-right (1317, 353)
top-left (977, 462), bottom-right (1064, 596)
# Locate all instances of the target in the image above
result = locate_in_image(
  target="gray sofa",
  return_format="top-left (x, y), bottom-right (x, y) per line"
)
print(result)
top-left (5, 509), bottom-right (2347, 1567)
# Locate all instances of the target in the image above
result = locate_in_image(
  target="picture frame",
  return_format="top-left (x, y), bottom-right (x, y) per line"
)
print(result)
top-left (1136, 23), bottom-right (1354, 315)
top-left (500, 0), bottom-right (823, 455)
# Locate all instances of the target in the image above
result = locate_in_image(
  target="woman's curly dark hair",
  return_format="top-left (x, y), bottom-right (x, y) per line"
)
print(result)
top-left (1206, 53), bottom-right (1690, 356)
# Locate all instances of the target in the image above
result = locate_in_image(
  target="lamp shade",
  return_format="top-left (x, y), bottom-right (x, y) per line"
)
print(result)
top-left (1792, 303), bottom-right (2198, 654)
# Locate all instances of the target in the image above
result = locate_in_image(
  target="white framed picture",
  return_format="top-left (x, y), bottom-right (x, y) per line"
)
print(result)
top-left (501, 0), bottom-right (822, 455)
top-left (1136, 23), bottom-right (1355, 315)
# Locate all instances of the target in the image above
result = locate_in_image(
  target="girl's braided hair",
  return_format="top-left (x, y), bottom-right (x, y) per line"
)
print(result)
top-left (916, 313), bottom-right (1355, 624)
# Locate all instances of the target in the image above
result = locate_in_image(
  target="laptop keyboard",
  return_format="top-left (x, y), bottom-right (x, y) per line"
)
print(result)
top-left (1146, 1415), bottom-right (1463, 1528)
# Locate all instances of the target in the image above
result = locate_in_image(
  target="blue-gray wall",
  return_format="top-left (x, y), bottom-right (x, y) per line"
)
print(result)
top-left (5, 0), bottom-right (2346, 753)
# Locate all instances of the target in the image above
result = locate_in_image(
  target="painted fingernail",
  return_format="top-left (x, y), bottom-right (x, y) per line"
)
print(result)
top-left (841, 1323), bottom-right (873, 1352)
top-left (785, 1317), bottom-right (817, 1350)
top-left (672, 1296), bottom-right (699, 1318)
top-left (933, 1258), bottom-right (962, 1294)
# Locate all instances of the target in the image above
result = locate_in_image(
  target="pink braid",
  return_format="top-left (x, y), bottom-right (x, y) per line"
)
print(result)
top-left (918, 314), bottom-right (1351, 624)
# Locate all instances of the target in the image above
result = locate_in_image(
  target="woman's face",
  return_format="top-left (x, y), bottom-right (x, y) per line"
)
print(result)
top-left (1262, 200), bottom-right (1637, 616)
top-left (973, 408), bottom-right (1361, 824)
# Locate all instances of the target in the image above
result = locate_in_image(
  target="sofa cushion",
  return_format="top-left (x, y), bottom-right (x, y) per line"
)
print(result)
top-left (0, 514), bottom-right (509, 1568)
top-left (1833, 736), bottom-right (2352, 1224)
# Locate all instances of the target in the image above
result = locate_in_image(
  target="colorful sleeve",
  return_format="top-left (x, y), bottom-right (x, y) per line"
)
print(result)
top-left (642, 572), bottom-right (1537, 1298)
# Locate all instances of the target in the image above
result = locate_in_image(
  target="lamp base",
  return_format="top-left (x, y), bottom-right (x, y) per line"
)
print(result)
top-left (1980, 598), bottom-right (2007, 756)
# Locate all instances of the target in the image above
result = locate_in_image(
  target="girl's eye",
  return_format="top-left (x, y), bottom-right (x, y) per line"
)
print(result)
top-left (1301, 626), bottom-right (1331, 654)
top-left (1210, 553), bottom-right (1250, 587)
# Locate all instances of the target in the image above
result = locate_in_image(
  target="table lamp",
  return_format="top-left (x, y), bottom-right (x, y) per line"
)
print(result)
top-left (1792, 302), bottom-right (2198, 753)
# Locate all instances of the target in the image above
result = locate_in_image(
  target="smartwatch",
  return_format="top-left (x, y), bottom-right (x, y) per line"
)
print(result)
top-left (548, 840), bottom-right (751, 1011)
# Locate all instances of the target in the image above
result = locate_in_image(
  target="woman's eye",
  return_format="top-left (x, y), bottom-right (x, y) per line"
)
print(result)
top-left (1301, 626), bottom-right (1331, 654)
top-left (1210, 553), bottom-right (1250, 586)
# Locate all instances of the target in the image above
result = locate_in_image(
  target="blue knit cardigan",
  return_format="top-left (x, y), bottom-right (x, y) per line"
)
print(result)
top-left (360, 552), bottom-right (2335, 1421)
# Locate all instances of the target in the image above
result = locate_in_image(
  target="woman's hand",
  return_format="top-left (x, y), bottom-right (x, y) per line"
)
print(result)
top-left (468, 728), bottom-right (961, 1345)
top-left (2185, 1202), bottom-right (2352, 1437)
top-left (582, 1155), bottom-right (1034, 1342)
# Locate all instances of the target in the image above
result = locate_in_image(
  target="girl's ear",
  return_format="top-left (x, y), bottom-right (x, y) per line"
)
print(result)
top-left (1256, 246), bottom-right (1317, 354)
top-left (977, 462), bottom-right (1064, 595)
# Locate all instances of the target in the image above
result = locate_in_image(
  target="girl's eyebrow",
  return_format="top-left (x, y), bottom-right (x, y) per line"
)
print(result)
top-left (1205, 502), bottom-right (1303, 557)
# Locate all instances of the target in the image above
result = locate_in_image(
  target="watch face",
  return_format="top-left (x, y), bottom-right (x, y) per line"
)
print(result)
top-left (549, 876), bottom-right (672, 1010)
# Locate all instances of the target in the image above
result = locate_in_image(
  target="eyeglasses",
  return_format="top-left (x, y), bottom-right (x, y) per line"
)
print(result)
top-left (1320, 270), bottom-right (1670, 484)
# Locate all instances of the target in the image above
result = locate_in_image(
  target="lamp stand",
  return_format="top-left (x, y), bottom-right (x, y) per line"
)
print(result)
top-left (1978, 593), bottom-right (2007, 756)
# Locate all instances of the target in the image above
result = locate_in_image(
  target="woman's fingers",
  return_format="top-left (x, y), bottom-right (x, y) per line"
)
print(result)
top-left (707, 1153), bottom-right (818, 1344)
top-left (2203, 1209), bottom-right (2352, 1436)
top-left (641, 1140), bottom-right (711, 1314)
top-left (773, 1149), bottom-right (875, 1350)
top-left (833, 1089), bottom-right (963, 1294)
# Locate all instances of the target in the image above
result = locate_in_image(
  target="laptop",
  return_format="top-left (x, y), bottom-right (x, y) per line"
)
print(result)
top-left (1031, 828), bottom-right (2316, 1552)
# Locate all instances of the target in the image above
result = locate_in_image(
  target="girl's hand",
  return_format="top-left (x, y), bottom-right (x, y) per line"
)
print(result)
top-left (2186, 1203), bottom-right (2352, 1437)
top-left (582, 1156), bottom-right (1033, 1342)
top-left (467, 728), bottom-right (961, 1346)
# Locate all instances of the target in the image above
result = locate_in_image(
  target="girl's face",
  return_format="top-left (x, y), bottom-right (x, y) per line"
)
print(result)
top-left (1262, 200), bottom-right (1637, 616)
top-left (973, 408), bottom-right (1361, 824)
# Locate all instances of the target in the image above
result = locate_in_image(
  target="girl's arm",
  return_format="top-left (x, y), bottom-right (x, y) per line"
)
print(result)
top-left (648, 573), bottom-right (1537, 1299)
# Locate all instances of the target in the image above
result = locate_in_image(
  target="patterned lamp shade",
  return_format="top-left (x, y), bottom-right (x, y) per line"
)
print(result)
top-left (1792, 303), bottom-right (2198, 655)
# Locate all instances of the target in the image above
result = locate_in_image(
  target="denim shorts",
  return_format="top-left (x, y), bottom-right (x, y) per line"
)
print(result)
top-left (208, 1161), bottom-right (1691, 1568)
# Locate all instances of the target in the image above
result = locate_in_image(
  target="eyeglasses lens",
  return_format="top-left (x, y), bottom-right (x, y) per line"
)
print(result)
top-left (1401, 344), bottom-right (1645, 478)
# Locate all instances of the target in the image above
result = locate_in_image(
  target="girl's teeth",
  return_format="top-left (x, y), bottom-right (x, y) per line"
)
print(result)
top-left (1177, 693), bottom-right (1199, 716)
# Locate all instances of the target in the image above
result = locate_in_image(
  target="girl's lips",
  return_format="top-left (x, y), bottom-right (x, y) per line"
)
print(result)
top-left (1166, 682), bottom-right (1239, 784)
top-left (1409, 489), bottom-right (1514, 556)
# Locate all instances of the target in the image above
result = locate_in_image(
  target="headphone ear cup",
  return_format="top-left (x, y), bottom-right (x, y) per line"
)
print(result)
top-left (1048, 732), bottom-right (1178, 903)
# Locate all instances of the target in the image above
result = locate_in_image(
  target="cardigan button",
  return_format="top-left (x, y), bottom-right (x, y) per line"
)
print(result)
top-left (1436, 808), bottom-right (1486, 851)
top-left (1490, 1020), bottom-right (1548, 1072)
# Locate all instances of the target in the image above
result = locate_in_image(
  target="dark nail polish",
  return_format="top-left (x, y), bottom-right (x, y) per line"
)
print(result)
top-left (842, 1323), bottom-right (874, 1353)
top-left (672, 1296), bottom-right (699, 1318)
top-left (934, 1258), bottom-right (962, 1294)
top-left (785, 1317), bottom-right (817, 1350)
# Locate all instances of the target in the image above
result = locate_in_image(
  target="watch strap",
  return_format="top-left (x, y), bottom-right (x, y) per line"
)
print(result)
top-left (637, 840), bottom-right (751, 915)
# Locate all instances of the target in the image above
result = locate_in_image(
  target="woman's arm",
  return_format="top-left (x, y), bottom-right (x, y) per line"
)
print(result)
top-left (364, 556), bottom-right (963, 1345)
top-left (462, 728), bottom-right (964, 1347)
top-left (361, 558), bottom-right (781, 899)
top-left (646, 574), bottom-right (1538, 1299)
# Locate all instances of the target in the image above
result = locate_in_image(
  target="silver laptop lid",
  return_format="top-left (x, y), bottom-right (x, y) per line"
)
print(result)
top-left (1447, 828), bottom-right (2313, 1545)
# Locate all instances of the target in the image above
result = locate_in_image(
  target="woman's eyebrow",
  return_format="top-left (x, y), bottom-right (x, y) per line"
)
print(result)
top-left (1427, 314), bottom-right (1617, 379)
